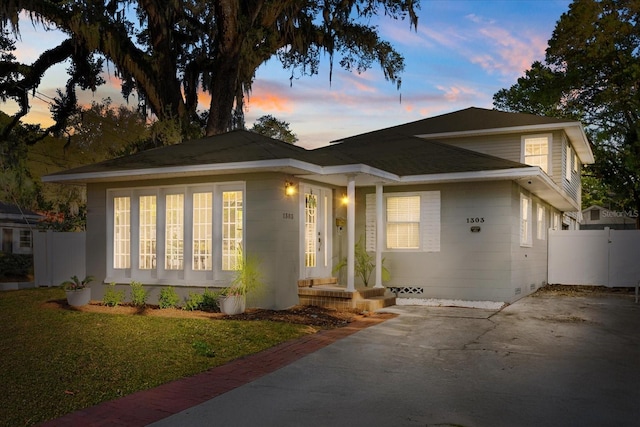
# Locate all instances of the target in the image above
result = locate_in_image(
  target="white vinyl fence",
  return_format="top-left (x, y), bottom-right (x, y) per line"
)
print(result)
top-left (33, 230), bottom-right (86, 287)
top-left (548, 229), bottom-right (640, 287)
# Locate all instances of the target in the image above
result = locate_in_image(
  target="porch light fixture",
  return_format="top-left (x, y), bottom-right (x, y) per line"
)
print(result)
top-left (285, 181), bottom-right (296, 196)
top-left (341, 193), bottom-right (349, 205)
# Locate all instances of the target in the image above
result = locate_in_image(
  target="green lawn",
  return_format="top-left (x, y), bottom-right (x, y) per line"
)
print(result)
top-left (0, 287), bottom-right (313, 426)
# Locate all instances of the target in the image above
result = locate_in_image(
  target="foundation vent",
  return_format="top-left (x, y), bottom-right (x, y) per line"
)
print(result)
top-left (387, 287), bottom-right (424, 295)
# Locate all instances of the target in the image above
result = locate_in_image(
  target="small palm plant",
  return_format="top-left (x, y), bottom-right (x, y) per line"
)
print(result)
top-left (333, 236), bottom-right (390, 287)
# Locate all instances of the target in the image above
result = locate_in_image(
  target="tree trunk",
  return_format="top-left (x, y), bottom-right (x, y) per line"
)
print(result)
top-left (205, 0), bottom-right (243, 136)
top-left (205, 54), bottom-right (241, 136)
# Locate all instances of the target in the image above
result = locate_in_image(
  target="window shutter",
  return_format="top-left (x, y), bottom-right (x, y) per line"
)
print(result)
top-left (365, 193), bottom-right (376, 251)
top-left (421, 191), bottom-right (440, 252)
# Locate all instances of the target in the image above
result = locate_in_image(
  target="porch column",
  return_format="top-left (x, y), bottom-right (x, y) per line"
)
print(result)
top-left (374, 183), bottom-right (384, 288)
top-left (346, 175), bottom-right (356, 292)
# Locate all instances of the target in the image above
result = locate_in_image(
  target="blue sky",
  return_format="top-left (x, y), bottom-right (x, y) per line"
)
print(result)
top-left (4, 0), bottom-right (571, 149)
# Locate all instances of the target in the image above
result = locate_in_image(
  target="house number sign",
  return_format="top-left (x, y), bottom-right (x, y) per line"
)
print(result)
top-left (283, 212), bottom-right (294, 220)
top-left (466, 217), bottom-right (485, 223)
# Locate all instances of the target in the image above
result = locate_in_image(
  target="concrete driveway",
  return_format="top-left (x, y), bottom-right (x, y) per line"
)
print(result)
top-left (151, 292), bottom-right (640, 427)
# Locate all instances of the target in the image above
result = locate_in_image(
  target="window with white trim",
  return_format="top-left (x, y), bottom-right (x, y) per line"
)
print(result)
top-left (193, 192), bottom-right (212, 271)
top-left (19, 230), bottom-right (31, 248)
top-left (573, 153), bottom-right (578, 173)
top-left (107, 183), bottom-right (244, 283)
top-left (366, 191), bottom-right (440, 252)
top-left (520, 194), bottom-right (532, 246)
top-left (536, 205), bottom-right (546, 240)
top-left (523, 135), bottom-right (551, 173)
top-left (552, 212), bottom-right (560, 230)
top-left (139, 195), bottom-right (156, 269)
top-left (222, 190), bottom-right (243, 271)
top-left (165, 194), bottom-right (184, 270)
top-left (566, 144), bottom-right (572, 181)
top-left (113, 196), bottom-right (131, 269)
top-left (386, 195), bottom-right (420, 249)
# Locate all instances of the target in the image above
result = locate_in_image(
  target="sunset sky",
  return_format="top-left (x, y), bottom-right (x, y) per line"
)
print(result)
top-left (3, 1), bottom-right (572, 149)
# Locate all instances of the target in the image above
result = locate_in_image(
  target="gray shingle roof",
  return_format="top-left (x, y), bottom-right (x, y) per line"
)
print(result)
top-left (314, 132), bottom-right (526, 175)
top-left (333, 107), bottom-right (581, 143)
top-left (46, 108), bottom-right (573, 182)
top-left (47, 130), bottom-right (317, 177)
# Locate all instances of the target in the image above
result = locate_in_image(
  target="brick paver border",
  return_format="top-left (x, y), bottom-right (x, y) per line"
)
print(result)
top-left (40, 315), bottom-right (392, 427)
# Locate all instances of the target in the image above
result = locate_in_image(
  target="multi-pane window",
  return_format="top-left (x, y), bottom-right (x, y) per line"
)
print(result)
top-left (19, 230), bottom-right (31, 248)
top-left (114, 196), bottom-right (131, 269)
top-left (165, 194), bottom-right (184, 270)
top-left (523, 135), bottom-right (550, 173)
top-left (222, 191), bottom-right (243, 271)
top-left (193, 192), bottom-right (212, 271)
top-left (520, 194), bottom-right (532, 246)
top-left (139, 196), bottom-right (156, 269)
top-left (386, 196), bottom-right (421, 249)
top-left (537, 205), bottom-right (546, 240)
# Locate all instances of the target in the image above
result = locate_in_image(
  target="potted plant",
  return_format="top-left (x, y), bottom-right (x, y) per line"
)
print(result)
top-left (61, 275), bottom-right (95, 307)
top-left (219, 253), bottom-right (264, 315)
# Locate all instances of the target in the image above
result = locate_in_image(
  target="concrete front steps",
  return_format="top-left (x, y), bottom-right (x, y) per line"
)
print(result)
top-left (297, 277), bottom-right (396, 311)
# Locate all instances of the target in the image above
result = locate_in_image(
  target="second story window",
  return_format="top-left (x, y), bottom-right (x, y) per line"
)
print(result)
top-left (522, 135), bottom-right (551, 174)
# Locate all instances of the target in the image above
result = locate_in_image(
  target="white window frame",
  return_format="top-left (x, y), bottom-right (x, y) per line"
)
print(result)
top-left (573, 152), bottom-right (579, 173)
top-left (386, 195), bottom-right (421, 249)
top-left (522, 134), bottom-right (552, 174)
top-left (106, 182), bottom-right (244, 285)
top-left (19, 230), bottom-right (32, 248)
top-left (536, 204), bottom-right (546, 241)
top-left (552, 212), bottom-right (561, 230)
top-left (565, 144), bottom-right (573, 181)
top-left (520, 193), bottom-right (532, 247)
top-left (366, 191), bottom-right (440, 253)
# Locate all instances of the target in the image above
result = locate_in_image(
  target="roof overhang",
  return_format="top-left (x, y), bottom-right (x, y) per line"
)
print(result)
top-left (41, 159), bottom-right (328, 184)
top-left (298, 165), bottom-right (578, 211)
top-left (44, 157), bottom-right (578, 212)
top-left (416, 122), bottom-right (594, 164)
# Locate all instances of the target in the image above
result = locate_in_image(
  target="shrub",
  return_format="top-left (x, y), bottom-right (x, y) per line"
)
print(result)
top-left (129, 281), bottom-right (148, 307)
top-left (159, 287), bottom-right (180, 309)
top-left (200, 288), bottom-right (220, 312)
top-left (183, 292), bottom-right (204, 311)
top-left (103, 283), bottom-right (125, 307)
top-left (0, 253), bottom-right (32, 280)
top-left (183, 289), bottom-right (220, 311)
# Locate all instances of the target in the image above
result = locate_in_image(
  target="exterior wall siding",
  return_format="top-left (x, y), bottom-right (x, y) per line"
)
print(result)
top-left (86, 173), bottom-right (302, 310)
top-left (429, 134), bottom-right (522, 163)
top-left (509, 182), bottom-right (550, 299)
top-left (354, 181), bottom-right (518, 302)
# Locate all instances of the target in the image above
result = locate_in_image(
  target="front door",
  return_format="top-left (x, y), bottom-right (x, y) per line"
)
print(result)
top-left (301, 184), bottom-right (332, 278)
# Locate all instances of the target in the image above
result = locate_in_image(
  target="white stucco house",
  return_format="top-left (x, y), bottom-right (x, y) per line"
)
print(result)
top-left (43, 107), bottom-right (593, 309)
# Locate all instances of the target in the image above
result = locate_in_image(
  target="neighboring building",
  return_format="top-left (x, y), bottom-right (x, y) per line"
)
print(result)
top-left (0, 202), bottom-right (41, 255)
top-left (43, 107), bottom-right (593, 307)
top-left (581, 205), bottom-right (637, 230)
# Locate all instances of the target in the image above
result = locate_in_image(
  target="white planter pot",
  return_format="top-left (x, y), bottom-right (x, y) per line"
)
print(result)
top-left (218, 295), bottom-right (246, 315)
top-left (65, 288), bottom-right (91, 307)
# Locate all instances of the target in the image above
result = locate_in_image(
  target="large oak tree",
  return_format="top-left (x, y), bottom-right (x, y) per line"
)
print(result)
top-left (493, 0), bottom-right (640, 226)
top-left (0, 0), bottom-right (419, 143)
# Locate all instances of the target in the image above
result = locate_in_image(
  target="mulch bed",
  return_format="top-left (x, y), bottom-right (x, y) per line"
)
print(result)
top-left (42, 299), bottom-right (392, 329)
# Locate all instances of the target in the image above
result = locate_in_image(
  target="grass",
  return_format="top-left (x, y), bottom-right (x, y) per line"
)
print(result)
top-left (0, 287), bottom-right (313, 426)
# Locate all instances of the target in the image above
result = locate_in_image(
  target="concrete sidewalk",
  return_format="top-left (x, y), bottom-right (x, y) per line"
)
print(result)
top-left (150, 293), bottom-right (640, 427)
